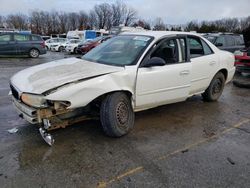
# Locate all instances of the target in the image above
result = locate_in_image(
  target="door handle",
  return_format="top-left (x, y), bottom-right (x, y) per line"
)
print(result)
top-left (209, 61), bottom-right (216, 66)
top-left (180, 70), bottom-right (190, 75)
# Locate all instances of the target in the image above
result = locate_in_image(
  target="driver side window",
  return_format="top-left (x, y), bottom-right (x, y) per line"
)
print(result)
top-left (151, 38), bottom-right (186, 65)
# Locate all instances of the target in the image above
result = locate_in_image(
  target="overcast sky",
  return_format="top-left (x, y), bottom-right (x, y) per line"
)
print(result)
top-left (1, 0), bottom-right (250, 24)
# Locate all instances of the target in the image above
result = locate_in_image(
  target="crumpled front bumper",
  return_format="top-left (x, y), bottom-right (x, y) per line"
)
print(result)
top-left (12, 96), bottom-right (39, 124)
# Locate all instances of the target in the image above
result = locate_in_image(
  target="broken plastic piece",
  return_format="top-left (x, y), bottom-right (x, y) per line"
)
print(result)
top-left (7, 127), bottom-right (18, 134)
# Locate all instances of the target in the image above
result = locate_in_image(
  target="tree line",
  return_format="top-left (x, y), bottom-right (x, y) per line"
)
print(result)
top-left (0, 1), bottom-right (137, 35)
top-left (0, 1), bottom-right (249, 36)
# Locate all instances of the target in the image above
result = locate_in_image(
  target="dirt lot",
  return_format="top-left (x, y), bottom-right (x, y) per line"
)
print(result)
top-left (0, 52), bottom-right (250, 188)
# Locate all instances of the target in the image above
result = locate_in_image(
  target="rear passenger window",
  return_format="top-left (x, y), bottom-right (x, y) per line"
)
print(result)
top-left (201, 39), bottom-right (213, 55)
top-left (188, 37), bottom-right (204, 58)
top-left (14, 34), bottom-right (30, 41)
top-left (0, 34), bottom-right (11, 42)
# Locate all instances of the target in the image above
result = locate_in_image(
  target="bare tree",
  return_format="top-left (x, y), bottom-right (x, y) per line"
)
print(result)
top-left (0, 16), bottom-right (5, 27)
top-left (67, 12), bottom-right (80, 30)
top-left (124, 6), bottom-right (137, 26)
top-left (153, 17), bottom-right (166, 30)
top-left (92, 3), bottom-right (112, 29)
top-left (78, 11), bottom-right (89, 30)
top-left (185, 21), bottom-right (199, 31)
top-left (30, 11), bottom-right (43, 34)
top-left (6, 13), bottom-right (29, 30)
top-left (58, 12), bottom-right (68, 34)
top-left (50, 12), bottom-right (60, 34)
top-left (88, 11), bottom-right (97, 29)
top-left (240, 16), bottom-right (250, 31)
top-left (111, 1), bottom-right (126, 26)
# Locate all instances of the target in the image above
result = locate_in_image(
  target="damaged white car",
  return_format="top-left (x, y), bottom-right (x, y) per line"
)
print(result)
top-left (10, 31), bottom-right (235, 145)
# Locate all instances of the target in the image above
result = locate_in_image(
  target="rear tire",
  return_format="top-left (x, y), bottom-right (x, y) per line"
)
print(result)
top-left (202, 72), bottom-right (225, 102)
top-left (100, 92), bottom-right (134, 137)
top-left (29, 49), bottom-right (40, 58)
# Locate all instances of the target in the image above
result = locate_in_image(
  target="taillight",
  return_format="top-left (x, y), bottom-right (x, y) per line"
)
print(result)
top-left (41, 41), bottom-right (45, 48)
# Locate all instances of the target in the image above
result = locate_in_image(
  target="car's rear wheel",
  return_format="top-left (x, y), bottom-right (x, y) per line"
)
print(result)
top-left (29, 49), bottom-right (40, 58)
top-left (100, 92), bottom-right (134, 137)
top-left (202, 72), bottom-right (225, 102)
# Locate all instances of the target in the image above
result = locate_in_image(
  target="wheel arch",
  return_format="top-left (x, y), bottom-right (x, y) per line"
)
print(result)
top-left (29, 47), bottom-right (40, 53)
top-left (217, 68), bottom-right (228, 80)
top-left (89, 90), bottom-right (134, 107)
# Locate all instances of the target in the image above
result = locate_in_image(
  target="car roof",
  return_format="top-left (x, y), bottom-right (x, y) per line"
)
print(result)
top-left (0, 32), bottom-right (40, 37)
top-left (204, 33), bottom-right (241, 37)
top-left (121, 31), bottom-right (202, 39)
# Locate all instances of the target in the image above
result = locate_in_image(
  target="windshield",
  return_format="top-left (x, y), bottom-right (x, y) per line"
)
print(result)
top-left (82, 35), bottom-right (153, 66)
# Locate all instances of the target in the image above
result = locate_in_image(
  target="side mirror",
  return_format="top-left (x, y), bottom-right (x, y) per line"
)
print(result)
top-left (142, 57), bottom-right (166, 67)
top-left (215, 43), bottom-right (223, 47)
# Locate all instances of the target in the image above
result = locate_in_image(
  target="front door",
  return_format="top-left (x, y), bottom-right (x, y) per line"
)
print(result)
top-left (135, 37), bottom-right (191, 110)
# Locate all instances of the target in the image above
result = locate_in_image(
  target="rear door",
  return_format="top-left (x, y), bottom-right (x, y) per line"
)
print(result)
top-left (188, 36), bottom-right (219, 94)
top-left (136, 36), bottom-right (192, 109)
top-left (14, 34), bottom-right (31, 54)
top-left (0, 34), bottom-right (15, 55)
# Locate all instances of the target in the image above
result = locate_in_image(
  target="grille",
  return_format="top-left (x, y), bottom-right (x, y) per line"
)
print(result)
top-left (10, 84), bottom-right (19, 100)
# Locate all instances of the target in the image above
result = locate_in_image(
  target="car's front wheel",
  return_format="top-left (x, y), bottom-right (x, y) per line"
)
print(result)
top-left (202, 72), bottom-right (225, 102)
top-left (73, 47), bottom-right (77, 54)
top-left (100, 92), bottom-right (134, 137)
top-left (58, 46), bottom-right (64, 52)
top-left (29, 49), bottom-right (40, 58)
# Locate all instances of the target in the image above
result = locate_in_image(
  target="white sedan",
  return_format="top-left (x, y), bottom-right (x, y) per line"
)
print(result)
top-left (10, 31), bottom-right (235, 145)
top-left (45, 38), bottom-right (67, 51)
top-left (65, 39), bottom-right (81, 54)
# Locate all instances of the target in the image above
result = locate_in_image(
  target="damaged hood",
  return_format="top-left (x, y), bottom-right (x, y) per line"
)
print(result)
top-left (11, 57), bottom-right (124, 94)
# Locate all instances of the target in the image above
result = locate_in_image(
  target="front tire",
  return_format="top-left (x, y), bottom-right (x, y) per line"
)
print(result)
top-left (73, 47), bottom-right (77, 54)
top-left (29, 49), bottom-right (40, 58)
top-left (202, 72), bottom-right (225, 102)
top-left (100, 92), bottom-right (135, 137)
top-left (58, 46), bottom-right (64, 52)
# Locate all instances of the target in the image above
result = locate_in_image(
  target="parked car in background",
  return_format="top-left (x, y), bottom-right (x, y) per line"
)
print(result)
top-left (234, 47), bottom-right (250, 73)
top-left (77, 36), bottom-right (111, 54)
top-left (45, 38), bottom-right (67, 51)
top-left (9, 31), bottom-right (235, 145)
top-left (50, 39), bottom-right (69, 52)
top-left (65, 39), bottom-right (82, 54)
top-left (0, 32), bottom-right (46, 58)
top-left (204, 33), bottom-right (245, 53)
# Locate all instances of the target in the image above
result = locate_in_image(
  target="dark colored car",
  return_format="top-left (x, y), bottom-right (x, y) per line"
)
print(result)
top-left (77, 36), bottom-right (111, 54)
top-left (0, 32), bottom-right (46, 58)
top-left (234, 47), bottom-right (250, 73)
top-left (204, 33), bottom-right (245, 53)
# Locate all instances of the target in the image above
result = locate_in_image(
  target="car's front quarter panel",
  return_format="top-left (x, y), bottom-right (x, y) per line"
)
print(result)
top-left (45, 67), bottom-right (137, 109)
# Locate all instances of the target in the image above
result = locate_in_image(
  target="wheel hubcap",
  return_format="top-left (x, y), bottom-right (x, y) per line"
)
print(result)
top-left (31, 50), bottom-right (38, 57)
top-left (212, 79), bottom-right (222, 95)
top-left (116, 101), bottom-right (129, 125)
